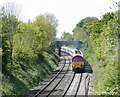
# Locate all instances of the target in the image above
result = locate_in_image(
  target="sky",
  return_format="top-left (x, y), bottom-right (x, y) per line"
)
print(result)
top-left (0, 0), bottom-right (119, 38)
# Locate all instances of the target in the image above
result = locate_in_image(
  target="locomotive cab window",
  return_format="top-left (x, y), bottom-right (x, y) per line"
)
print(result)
top-left (78, 58), bottom-right (83, 62)
top-left (73, 58), bottom-right (77, 62)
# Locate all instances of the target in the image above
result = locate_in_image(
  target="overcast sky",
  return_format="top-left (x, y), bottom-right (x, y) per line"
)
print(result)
top-left (0, 0), bottom-right (119, 38)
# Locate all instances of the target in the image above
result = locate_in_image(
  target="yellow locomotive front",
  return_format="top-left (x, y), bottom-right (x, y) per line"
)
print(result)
top-left (72, 55), bottom-right (84, 73)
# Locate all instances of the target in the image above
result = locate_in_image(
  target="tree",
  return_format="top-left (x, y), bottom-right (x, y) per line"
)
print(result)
top-left (76, 17), bottom-right (97, 27)
top-left (1, 2), bottom-right (21, 76)
top-left (34, 13), bottom-right (58, 51)
top-left (61, 32), bottom-right (73, 41)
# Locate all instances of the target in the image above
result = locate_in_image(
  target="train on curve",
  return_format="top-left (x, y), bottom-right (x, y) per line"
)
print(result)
top-left (61, 46), bottom-right (84, 73)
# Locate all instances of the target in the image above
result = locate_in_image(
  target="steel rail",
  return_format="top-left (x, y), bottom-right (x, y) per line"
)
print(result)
top-left (85, 73), bottom-right (90, 96)
top-left (34, 55), bottom-right (66, 97)
top-left (46, 58), bottom-right (71, 97)
top-left (62, 72), bottom-right (76, 97)
top-left (74, 73), bottom-right (83, 97)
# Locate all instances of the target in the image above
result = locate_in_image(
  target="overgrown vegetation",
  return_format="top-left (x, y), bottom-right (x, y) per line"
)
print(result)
top-left (1, 1), bottom-right (120, 96)
top-left (1, 2), bottom-right (59, 96)
top-left (61, 12), bottom-right (119, 95)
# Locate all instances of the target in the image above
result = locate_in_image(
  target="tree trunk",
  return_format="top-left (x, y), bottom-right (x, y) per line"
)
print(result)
top-left (10, 41), bottom-right (13, 77)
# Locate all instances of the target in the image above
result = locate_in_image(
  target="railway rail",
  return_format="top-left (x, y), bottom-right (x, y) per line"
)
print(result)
top-left (33, 53), bottom-right (71, 97)
top-left (62, 72), bottom-right (76, 96)
top-left (74, 74), bottom-right (83, 97)
top-left (85, 73), bottom-right (91, 96)
top-left (25, 48), bottom-right (92, 97)
top-left (62, 73), bottom-right (83, 97)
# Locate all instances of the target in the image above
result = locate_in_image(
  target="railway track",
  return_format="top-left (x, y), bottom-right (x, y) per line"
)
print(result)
top-left (63, 73), bottom-right (83, 96)
top-left (32, 53), bottom-right (71, 97)
top-left (25, 52), bottom-right (91, 97)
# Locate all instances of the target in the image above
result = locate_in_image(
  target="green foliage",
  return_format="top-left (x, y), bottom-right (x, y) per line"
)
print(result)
top-left (92, 14), bottom-right (119, 95)
top-left (72, 13), bottom-right (119, 95)
top-left (76, 17), bottom-right (97, 27)
top-left (2, 11), bottom-right (19, 70)
top-left (1, 10), bottom-right (59, 96)
top-left (61, 32), bottom-right (73, 41)
top-left (2, 51), bottom-right (59, 96)
top-left (72, 17), bottom-right (96, 52)
top-left (34, 13), bottom-right (58, 44)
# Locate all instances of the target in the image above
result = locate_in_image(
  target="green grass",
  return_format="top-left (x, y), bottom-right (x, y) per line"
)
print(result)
top-left (2, 51), bottom-right (59, 96)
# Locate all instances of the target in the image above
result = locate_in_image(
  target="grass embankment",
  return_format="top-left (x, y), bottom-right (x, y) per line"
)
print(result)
top-left (83, 47), bottom-right (119, 95)
top-left (2, 50), bottom-right (59, 96)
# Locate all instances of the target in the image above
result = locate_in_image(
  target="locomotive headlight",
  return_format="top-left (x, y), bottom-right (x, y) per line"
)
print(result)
top-left (72, 65), bottom-right (75, 67)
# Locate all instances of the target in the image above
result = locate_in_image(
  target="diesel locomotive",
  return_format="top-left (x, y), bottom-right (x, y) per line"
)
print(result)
top-left (72, 49), bottom-right (84, 73)
top-left (61, 46), bottom-right (85, 73)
